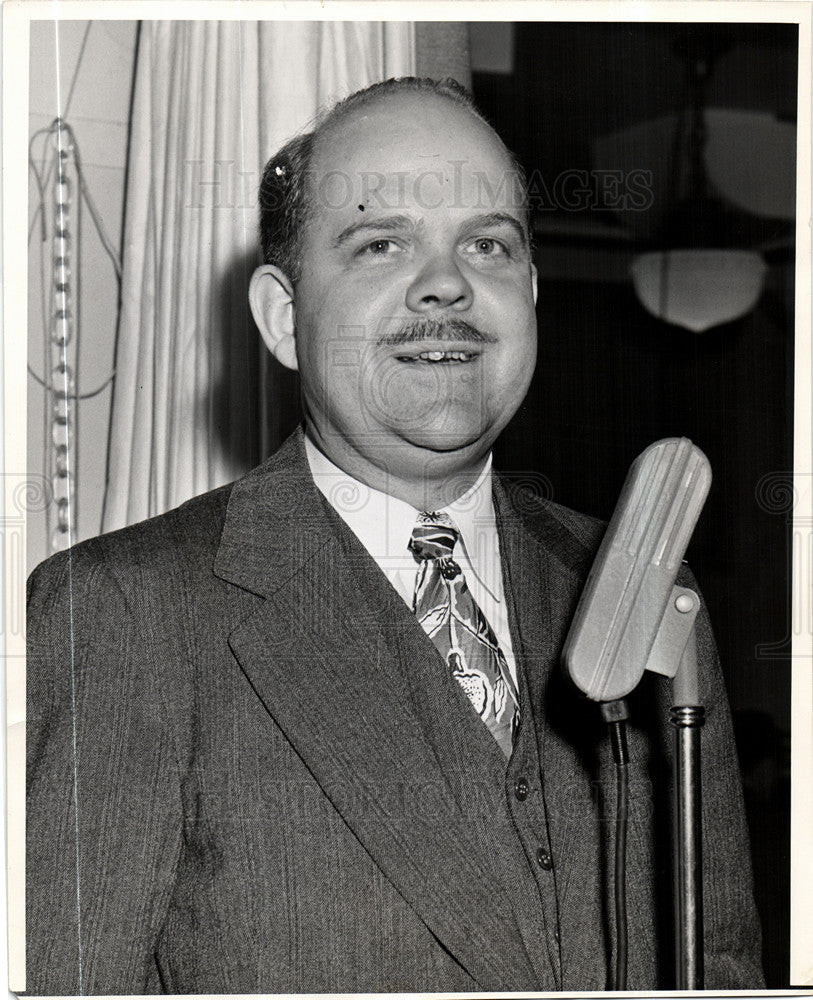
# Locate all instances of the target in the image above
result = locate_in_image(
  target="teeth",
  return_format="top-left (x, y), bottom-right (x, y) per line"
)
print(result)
top-left (414, 350), bottom-right (474, 362)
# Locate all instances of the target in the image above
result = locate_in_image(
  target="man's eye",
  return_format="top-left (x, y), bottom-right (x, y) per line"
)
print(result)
top-left (466, 237), bottom-right (508, 257)
top-left (357, 238), bottom-right (399, 257)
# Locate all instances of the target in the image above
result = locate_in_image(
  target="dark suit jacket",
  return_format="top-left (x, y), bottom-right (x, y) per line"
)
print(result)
top-left (26, 428), bottom-right (763, 994)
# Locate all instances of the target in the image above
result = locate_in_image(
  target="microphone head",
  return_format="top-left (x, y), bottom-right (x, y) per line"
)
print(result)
top-left (562, 438), bottom-right (712, 702)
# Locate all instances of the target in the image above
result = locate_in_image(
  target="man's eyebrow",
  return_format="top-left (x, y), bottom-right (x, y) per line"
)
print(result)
top-left (463, 212), bottom-right (529, 245)
top-left (332, 214), bottom-right (420, 248)
top-left (331, 211), bottom-right (529, 250)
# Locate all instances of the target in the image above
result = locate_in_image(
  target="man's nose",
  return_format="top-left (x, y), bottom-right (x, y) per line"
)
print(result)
top-left (405, 253), bottom-right (473, 313)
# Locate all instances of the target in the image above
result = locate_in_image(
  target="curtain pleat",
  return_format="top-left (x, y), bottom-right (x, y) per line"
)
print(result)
top-left (103, 21), bottom-right (416, 531)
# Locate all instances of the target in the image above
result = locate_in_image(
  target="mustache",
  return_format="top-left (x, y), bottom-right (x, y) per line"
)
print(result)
top-left (376, 317), bottom-right (497, 348)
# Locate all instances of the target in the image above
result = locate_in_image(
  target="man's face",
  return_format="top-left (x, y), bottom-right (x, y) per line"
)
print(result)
top-left (293, 92), bottom-right (538, 489)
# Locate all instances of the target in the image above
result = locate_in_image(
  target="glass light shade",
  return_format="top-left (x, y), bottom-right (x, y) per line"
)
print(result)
top-left (630, 249), bottom-right (767, 333)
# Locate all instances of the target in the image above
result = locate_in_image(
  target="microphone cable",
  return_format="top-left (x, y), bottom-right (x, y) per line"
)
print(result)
top-left (601, 698), bottom-right (630, 991)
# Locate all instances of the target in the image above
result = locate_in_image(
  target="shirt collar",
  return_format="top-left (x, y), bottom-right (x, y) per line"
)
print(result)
top-left (303, 434), bottom-right (496, 570)
top-left (440, 456), bottom-right (496, 573)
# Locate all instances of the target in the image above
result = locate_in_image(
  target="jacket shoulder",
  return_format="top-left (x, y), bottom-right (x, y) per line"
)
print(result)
top-left (533, 497), bottom-right (605, 550)
top-left (495, 473), bottom-right (606, 575)
top-left (27, 482), bottom-right (234, 601)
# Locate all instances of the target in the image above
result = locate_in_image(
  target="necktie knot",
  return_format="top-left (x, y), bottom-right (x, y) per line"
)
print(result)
top-left (409, 513), bottom-right (460, 570)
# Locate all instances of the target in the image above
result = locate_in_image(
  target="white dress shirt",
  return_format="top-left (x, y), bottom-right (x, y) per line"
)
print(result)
top-left (304, 435), bottom-right (518, 688)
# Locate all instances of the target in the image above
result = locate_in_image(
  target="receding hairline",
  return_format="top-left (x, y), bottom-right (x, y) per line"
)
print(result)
top-left (304, 88), bottom-right (529, 235)
top-left (313, 87), bottom-right (513, 167)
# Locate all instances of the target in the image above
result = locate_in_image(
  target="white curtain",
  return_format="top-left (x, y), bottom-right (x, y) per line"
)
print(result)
top-left (103, 21), bottom-right (416, 531)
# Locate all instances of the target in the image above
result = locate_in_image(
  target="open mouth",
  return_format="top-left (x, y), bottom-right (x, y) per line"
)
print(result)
top-left (395, 349), bottom-right (479, 364)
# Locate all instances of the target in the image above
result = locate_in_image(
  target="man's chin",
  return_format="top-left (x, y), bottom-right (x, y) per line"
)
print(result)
top-left (398, 427), bottom-right (493, 455)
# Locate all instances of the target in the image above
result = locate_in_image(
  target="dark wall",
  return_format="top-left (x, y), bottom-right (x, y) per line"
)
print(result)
top-left (476, 20), bottom-right (796, 988)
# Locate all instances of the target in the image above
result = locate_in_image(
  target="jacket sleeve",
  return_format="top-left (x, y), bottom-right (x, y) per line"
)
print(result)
top-left (674, 567), bottom-right (765, 989)
top-left (26, 542), bottom-right (184, 995)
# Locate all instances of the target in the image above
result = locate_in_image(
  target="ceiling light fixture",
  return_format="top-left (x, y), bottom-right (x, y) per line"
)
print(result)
top-left (630, 28), bottom-right (767, 333)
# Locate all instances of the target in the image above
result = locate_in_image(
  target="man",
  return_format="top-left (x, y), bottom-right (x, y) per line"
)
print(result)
top-left (26, 77), bottom-right (763, 993)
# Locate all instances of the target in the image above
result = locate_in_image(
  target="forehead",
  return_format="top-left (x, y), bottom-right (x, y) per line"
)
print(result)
top-left (307, 93), bottom-right (523, 222)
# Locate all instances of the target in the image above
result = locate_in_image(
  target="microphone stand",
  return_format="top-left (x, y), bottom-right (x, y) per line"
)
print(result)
top-left (670, 628), bottom-right (705, 990)
top-left (636, 582), bottom-right (706, 988)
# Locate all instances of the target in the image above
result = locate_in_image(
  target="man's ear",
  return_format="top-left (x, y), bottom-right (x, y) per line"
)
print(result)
top-left (249, 265), bottom-right (298, 371)
top-left (531, 262), bottom-right (538, 306)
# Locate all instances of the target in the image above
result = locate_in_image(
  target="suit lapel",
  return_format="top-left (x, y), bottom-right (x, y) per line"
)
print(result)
top-left (214, 431), bottom-right (539, 990)
top-left (492, 474), bottom-right (597, 733)
top-left (493, 478), bottom-right (557, 715)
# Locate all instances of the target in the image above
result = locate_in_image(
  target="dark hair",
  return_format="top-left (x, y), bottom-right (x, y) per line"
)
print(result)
top-left (257, 77), bottom-right (529, 283)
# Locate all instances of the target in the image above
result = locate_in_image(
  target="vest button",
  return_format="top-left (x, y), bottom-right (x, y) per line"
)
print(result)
top-left (514, 777), bottom-right (529, 801)
top-left (536, 847), bottom-right (553, 870)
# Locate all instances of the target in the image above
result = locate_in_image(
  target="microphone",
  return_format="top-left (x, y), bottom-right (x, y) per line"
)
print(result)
top-left (562, 438), bottom-right (711, 703)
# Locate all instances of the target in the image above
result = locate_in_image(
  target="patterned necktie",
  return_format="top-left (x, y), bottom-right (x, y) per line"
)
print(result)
top-left (409, 512), bottom-right (519, 757)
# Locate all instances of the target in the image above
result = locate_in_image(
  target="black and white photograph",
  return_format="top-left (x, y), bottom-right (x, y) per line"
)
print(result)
top-left (4, 2), bottom-right (811, 996)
